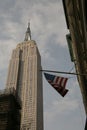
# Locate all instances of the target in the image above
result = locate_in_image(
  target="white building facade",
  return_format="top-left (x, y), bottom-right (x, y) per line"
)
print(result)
top-left (6, 24), bottom-right (43, 130)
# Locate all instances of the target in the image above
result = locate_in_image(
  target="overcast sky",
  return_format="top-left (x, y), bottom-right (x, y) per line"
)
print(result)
top-left (0, 0), bottom-right (86, 130)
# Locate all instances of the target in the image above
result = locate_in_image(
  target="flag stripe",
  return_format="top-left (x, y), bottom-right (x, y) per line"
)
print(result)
top-left (61, 78), bottom-right (68, 88)
top-left (61, 89), bottom-right (69, 97)
top-left (54, 76), bottom-right (58, 84)
top-left (59, 77), bottom-right (64, 86)
top-left (57, 77), bottom-right (62, 85)
top-left (44, 73), bottom-right (69, 97)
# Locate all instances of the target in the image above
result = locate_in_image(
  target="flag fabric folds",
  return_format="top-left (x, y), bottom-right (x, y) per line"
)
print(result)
top-left (44, 73), bottom-right (69, 97)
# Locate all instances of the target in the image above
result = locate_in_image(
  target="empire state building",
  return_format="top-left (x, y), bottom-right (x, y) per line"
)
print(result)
top-left (6, 23), bottom-right (43, 130)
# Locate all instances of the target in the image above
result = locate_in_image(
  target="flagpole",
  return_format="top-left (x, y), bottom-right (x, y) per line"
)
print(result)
top-left (40, 69), bottom-right (87, 76)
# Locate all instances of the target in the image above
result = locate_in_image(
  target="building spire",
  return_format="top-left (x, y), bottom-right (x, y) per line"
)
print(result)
top-left (24, 22), bottom-right (31, 41)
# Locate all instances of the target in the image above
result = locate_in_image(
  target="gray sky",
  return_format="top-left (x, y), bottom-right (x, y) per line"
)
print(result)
top-left (0, 0), bottom-right (86, 130)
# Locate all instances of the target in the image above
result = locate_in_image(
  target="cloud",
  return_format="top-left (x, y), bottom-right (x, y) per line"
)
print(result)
top-left (44, 94), bottom-right (85, 130)
top-left (44, 97), bottom-right (79, 122)
top-left (0, 0), bottom-right (86, 130)
top-left (0, 0), bottom-right (69, 74)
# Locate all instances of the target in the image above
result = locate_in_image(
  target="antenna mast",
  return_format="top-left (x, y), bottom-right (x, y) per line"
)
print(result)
top-left (24, 22), bottom-right (31, 41)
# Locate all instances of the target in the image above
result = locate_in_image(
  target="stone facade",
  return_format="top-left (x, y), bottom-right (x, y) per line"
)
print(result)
top-left (6, 40), bottom-right (43, 130)
top-left (62, 0), bottom-right (87, 114)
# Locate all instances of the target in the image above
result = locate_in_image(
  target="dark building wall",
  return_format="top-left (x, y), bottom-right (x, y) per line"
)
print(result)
top-left (0, 88), bottom-right (21, 130)
top-left (62, 0), bottom-right (87, 114)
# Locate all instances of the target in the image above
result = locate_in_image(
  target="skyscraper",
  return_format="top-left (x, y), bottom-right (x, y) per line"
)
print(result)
top-left (6, 23), bottom-right (43, 130)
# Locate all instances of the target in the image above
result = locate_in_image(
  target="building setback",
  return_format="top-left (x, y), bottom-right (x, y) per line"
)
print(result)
top-left (6, 23), bottom-right (43, 130)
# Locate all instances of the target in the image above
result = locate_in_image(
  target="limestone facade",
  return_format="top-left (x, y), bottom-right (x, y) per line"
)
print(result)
top-left (6, 40), bottom-right (43, 130)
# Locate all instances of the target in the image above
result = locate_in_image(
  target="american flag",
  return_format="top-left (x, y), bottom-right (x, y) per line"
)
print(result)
top-left (44, 73), bottom-right (69, 97)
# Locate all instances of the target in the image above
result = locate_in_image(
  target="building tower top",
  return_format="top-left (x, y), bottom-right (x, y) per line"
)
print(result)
top-left (24, 22), bottom-right (31, 41)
